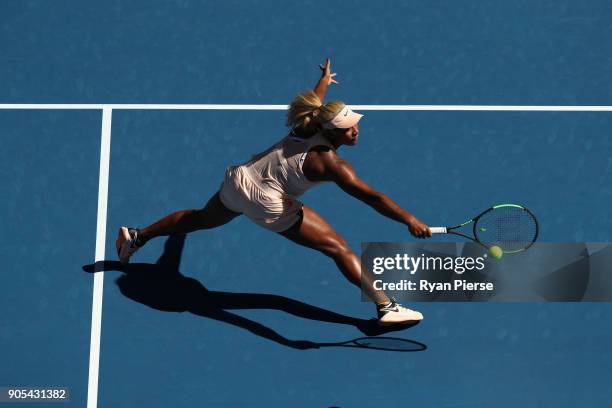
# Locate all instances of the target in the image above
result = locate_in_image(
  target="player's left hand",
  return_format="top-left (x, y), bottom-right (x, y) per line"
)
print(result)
top-left (319, 58), bottom-right (339, 85)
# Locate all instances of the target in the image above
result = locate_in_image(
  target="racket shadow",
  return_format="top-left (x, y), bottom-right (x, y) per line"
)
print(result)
top-left (318, 336), bottom-right (427, 352)
top-left (82, 234), bottom-right (426, 351)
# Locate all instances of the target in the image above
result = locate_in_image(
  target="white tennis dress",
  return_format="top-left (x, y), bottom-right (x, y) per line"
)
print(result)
top-left (219, 131), bottom-right (334, 232)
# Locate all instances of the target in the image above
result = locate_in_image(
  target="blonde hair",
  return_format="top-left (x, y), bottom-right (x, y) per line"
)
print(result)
top-left (286, 90), bottom-right (345, 131)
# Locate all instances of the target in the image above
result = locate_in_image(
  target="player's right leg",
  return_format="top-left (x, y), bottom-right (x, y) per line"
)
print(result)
top-left (279, 205), bottom-right (423, 325)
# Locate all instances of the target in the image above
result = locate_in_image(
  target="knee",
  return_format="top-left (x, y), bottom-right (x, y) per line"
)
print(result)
top-left (320, 238), bottom-right (353, 260)
top-left (188, 208), bottom-right (215, 229)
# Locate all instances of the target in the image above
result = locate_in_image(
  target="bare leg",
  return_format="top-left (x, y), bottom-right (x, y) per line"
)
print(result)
top-left (138, 192), bottom-right (241, 245)
top-left (279, 205), bottom-right (389, 305)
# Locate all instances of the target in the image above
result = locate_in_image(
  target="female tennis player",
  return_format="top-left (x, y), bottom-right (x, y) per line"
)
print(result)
top-left (116, 59), bottom-right (432, 325)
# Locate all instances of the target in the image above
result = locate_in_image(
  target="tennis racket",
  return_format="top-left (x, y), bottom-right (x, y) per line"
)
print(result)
top-left (429, 203), bottom-right (539, 254)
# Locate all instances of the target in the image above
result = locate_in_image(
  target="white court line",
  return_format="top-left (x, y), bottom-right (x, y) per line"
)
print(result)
top-left (0, 103), bottom-right (611, 111)
top-left (87, 108), bottom-right (112, 408)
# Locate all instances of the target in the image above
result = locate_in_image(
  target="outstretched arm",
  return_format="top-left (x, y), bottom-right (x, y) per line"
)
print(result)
top-left (316, 150), bottom-right (432, 238)
top-left (313, 58), bottom-right (338, 103)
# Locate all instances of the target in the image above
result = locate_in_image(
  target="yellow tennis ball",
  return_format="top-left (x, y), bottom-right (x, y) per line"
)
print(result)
top-left (488, 245), bottom-right (503, 259)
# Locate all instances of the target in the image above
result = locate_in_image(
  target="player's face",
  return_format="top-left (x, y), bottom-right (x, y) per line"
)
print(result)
top-left (334, 124), bottom-right (359, 146)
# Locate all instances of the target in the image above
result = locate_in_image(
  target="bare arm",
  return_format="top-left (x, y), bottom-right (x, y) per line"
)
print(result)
top-left (314, 150), bottom-right (431, 238)
top-left (313, 58), bottom-right (338, 103)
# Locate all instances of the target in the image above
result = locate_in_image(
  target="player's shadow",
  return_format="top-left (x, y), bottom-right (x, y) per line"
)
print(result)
top-left (82, 234), bottom-right (424, 351)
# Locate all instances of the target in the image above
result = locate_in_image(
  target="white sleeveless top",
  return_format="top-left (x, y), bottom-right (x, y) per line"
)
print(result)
top-left (238, 131), bottom-right (334, 198)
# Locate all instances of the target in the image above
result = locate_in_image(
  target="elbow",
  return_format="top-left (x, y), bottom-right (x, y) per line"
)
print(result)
top-left (364, 191), bottom-right (385, 206)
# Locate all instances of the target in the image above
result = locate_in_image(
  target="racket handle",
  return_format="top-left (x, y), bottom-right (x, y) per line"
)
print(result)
top-left (429, 227), bottom-right (447, 234)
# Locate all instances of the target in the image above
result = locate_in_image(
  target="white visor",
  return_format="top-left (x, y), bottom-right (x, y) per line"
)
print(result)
top-left (322, 106), bottom-right (364, 129)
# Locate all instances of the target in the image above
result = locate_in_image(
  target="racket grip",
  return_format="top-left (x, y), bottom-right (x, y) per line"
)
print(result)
top-left (429, 227), bottom-right (447, 234)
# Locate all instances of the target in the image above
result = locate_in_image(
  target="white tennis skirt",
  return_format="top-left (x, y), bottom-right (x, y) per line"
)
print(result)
top-left (219, 166), bottom-right (303, 232)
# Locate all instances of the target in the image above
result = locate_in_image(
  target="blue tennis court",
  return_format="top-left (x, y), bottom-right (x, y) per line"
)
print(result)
top-left (2, 1), bottom-right (612, 407)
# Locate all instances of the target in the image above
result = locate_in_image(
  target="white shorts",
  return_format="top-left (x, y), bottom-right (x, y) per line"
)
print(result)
top-left (219, 166), bottom-right (303, 232)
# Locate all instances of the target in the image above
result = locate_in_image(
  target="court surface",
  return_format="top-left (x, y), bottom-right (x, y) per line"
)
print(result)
top-left (2, 1), bottom-right (612, 407)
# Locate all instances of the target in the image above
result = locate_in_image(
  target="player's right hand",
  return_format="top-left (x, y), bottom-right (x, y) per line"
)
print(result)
top-left (407, 217), bottom-right (432, 239)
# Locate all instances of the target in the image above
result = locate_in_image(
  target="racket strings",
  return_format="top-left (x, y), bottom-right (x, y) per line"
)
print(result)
top-left (475, 207), bottom-right (537, 251)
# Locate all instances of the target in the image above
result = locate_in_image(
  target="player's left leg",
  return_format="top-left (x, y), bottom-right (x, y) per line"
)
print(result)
top-left (137, 191), bottom-right (241, 243)
top-left (117, 191), bottom-right (240, 263)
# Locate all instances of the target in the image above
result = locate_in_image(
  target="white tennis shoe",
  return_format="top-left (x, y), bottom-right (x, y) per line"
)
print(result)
top-left (116, 226), bottom-right (140, 264)
top-left (377, 298), bottom-right (424, 326)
